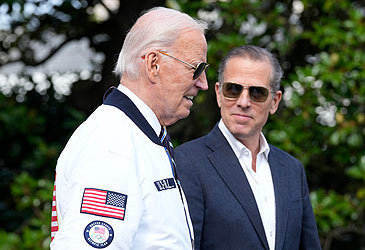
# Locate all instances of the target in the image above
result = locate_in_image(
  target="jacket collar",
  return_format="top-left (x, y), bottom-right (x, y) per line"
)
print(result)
top-left (103, 87), bottom-right (163, 147)
top-left (205, 124), bottom-right (290, 250)
top-left (268, 147), bottom-right (290, 250)
top-left (205, 124), bottom-right (270, 250)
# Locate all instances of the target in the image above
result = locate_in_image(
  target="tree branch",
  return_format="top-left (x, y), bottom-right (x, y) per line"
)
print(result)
top-left (7, 35), bottom-right (80, 67)
top-left (323, 225), bottom-right (365, 250)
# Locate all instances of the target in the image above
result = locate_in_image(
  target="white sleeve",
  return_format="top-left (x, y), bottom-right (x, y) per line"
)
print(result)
top-left (51, 150), bottom-right (143, 249)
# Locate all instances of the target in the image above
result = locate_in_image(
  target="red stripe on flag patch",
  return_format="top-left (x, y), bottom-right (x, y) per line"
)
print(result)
top-left (51, 173), bottom-right (58, 241)
top-left (80, 188), bottom-right (127, 220)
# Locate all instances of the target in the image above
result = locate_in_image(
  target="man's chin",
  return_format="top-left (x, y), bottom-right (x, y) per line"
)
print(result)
top-left (228, 124), bottom-right (251, 138)
top-left (181, 109), bottom-right (191, 119)
top-left (163, 109), bottom-right (190, 126)
top-left (176, 110), bottom-right (191, 122)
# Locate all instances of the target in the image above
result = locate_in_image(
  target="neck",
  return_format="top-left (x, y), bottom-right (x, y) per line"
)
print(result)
top-left (239, 136), bottom-right (260, 173)
top-left (238, 135), bottom-right (260, 158)
top-left (120, 78), bottom-right (168, 126)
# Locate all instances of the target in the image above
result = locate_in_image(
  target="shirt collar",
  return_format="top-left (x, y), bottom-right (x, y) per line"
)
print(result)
top-left (218, 119), bottom-right (270, 159)
top-left (117, 84), bottom-right (161, 136)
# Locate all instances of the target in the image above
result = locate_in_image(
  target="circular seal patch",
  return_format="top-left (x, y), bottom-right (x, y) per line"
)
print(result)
top-left (84, 220), bottom-right (114, 248)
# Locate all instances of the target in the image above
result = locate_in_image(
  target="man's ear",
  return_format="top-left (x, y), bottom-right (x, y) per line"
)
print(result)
top-left (145, 51), bottom-right (160, 82)
top-left (269, 90), bottom-right (282, 115)
top-left (215, 82), bottom-right (222, 108)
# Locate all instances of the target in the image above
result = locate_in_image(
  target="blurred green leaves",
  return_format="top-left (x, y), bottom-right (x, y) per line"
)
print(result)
top-left (0, 172), bottom-right (53, 249)
top-left (0, 172), bottom-right (53, 250)
top-left (311, 190), bottom-right (360, 232)
top-left (0, 88), bottom-right (85, 249)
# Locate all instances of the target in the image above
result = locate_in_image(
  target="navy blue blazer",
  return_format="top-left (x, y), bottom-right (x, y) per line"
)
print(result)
top-left (175, 124), bottom-right (321, 250)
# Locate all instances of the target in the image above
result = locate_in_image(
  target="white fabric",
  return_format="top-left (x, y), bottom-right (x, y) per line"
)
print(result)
top-left (218, 120), bottom-right (276, 250)
top-left (51, 85), bottom-right (193, 249)
top-left (117, 84), bottom-right (162, 136)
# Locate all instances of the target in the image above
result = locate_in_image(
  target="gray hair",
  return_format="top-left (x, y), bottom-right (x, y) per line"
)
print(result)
top-left (114, 7), bottom-right (207, 79)
top-left (218, 45), bottom-right (283, 92)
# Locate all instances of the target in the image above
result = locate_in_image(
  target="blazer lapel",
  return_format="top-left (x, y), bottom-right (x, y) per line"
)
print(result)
top-left (268, 148), bottom-right (289, 250)
top-left (205, 125), bottom-right (270, 250)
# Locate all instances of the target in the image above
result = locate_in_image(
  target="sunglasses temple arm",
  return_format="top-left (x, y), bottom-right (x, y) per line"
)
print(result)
top-left (159, 51), bottom-right (196, 69)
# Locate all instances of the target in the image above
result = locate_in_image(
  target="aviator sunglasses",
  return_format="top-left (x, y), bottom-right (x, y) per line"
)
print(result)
top-left (159, 51), bottom-right (209, 80)
top-left (222, 82), bottom-right (274, 103)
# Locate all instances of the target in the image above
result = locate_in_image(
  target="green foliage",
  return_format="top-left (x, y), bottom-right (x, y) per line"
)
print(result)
top-left (347, 156), bottom-right (365, 181)
top-left (0, 89), bottom-right (85, 249)
top-left (311, 190), bottom-right (360, 232)
top-left (0, 172), bottom-right (53, 250)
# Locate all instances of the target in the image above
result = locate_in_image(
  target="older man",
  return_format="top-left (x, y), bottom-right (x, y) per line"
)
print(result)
top-left (50, 7), bottom-right (208, 249)
top-left (175, 45), bottom-right (321, 250)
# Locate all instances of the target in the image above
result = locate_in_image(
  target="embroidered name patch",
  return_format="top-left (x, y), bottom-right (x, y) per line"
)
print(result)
top-left (154, 178), bottom-right (176, 191)
top-left (80, 188), bottom-right (127, 220)
top-left (84, 220), bottom-right (114, 248)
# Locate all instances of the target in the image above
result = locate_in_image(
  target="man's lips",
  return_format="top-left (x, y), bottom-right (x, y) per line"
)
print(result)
top-left (184, 95), bottom-right (195, 101)
top-left (232, 113), bottom-right (253, 119)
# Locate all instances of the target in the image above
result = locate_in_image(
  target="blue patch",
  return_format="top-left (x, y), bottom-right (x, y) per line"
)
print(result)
top-left (84, 220), bottom-right (114, 248)
top-left (154, 178), bottom-right (176, 191)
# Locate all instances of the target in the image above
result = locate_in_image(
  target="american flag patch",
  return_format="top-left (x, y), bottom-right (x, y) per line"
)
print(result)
top-left (80, 188), bottom-right (127, 220)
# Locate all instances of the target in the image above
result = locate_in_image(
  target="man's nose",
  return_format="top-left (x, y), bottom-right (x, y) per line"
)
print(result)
top-left (195, 72), bottom-right (208, 91)
top-left (236, 88), bottom-right (251, 108)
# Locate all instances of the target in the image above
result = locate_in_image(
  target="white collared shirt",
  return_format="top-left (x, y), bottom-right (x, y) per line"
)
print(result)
top-left (219, 119), bottom-right (276, 250)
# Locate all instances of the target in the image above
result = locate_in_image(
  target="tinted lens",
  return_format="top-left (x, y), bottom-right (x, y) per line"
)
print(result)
top-left (249, 86), bottom-right (269, 102)
top-left (222, 82), bottom-right (243, 99)
top-left (193, 62), bottom-right (209, 80)
top-left (222, 82), bottom-right (270, 102)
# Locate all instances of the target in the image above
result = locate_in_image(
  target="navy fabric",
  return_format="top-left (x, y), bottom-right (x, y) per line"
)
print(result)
top-left (175, 124), bottom-right (321, 250)
top-left (103, 87), bottom-right (162, 147)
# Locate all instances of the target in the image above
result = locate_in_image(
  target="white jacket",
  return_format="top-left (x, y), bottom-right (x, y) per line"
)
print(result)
top-left (51, 85), bottom-right (193, 249)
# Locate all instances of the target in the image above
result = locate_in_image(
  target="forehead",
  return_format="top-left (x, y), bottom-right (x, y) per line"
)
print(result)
top-left (223, 56), bottom-right (272, 86)
top-left (172, 29), bottom-right (207, 60)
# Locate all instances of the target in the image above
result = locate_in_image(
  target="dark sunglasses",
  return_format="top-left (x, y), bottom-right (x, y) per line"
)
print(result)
top-left (222, 82), bottom-right (273, 102)
top-left (159, 51), bottom-right (209, 80)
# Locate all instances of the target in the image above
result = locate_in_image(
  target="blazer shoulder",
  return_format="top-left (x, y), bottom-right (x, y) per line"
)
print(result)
top-left (176, 135), bottom-right (209, 154)
top-left (269, 144), bottom-right (303, 169)
top-left (176, 124), bottom-right (224, 154)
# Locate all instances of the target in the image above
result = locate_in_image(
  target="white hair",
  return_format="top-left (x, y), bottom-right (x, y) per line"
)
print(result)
top-left (114, 7), bottom-right (207, 80)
